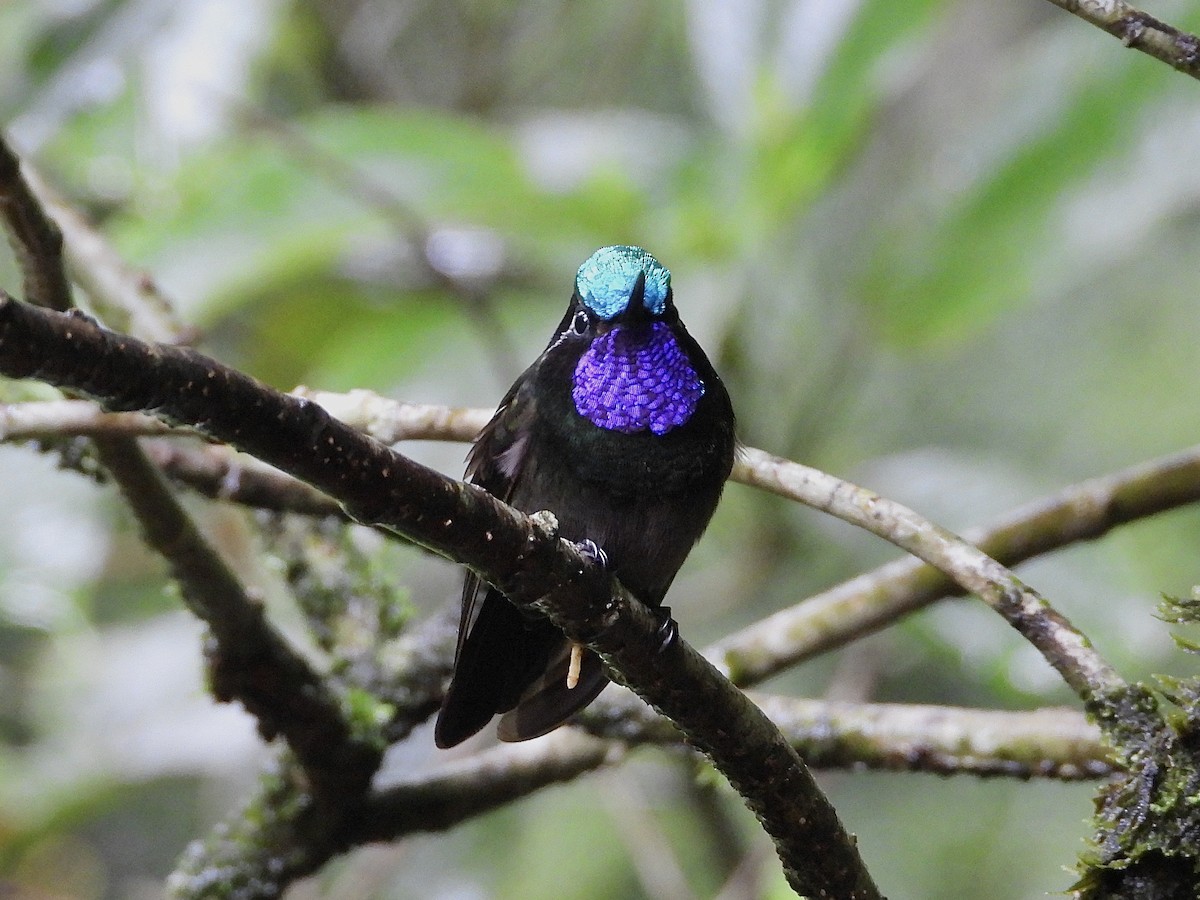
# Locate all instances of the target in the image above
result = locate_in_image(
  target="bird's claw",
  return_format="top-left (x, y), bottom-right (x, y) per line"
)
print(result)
top-left (576, 539), bottom-right (609, 568)
top-left (653, 606), bottom-right (678, 653)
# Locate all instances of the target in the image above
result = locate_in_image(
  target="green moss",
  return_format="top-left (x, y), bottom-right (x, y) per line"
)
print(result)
top-left (341, 686), bottom-right (394, 750)
top-left (167, 758), bottom-right (314, 900)
top-left (1074, 682), bottom-right (1200, 898)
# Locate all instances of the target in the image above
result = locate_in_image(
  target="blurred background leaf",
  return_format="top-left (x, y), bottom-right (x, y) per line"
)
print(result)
top-left (3, 0), bottom-right (1200, 897)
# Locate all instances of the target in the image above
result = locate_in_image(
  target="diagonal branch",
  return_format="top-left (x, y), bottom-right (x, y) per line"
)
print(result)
top-left (0, 139), bottom-right (72, 312)
top-left (18, 159), bottom-right (187, 342)
top-left (92, 434), bottom-right (383, 801)
top-left (715, 445), bottom-right (1200, 686)
top-left (0, 294), bottom-right (881, 900)
top-left (1045, 0), bottom-right (1200, 79)
top-left (736, 448), bottom-right (1127, 706)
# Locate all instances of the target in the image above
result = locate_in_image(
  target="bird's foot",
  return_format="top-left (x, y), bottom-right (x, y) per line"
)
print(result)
top-left (652, 606), bottom-right (679, 653)
top-left (575, 538), bottom-right (609, 568)
top-left (567, 642), bottom-right (583, 689)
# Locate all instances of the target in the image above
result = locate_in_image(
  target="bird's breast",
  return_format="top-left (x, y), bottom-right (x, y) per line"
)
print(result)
top-left (571, 323), bottom-right (704, 436)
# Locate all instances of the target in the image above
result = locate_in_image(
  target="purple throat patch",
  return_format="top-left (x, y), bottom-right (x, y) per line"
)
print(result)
top-left (572, 322), bottom-right (705, 434)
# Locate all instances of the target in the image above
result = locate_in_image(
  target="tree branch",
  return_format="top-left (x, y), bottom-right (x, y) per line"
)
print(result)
top-left (140, 439), bottom-right (350, 516)
top-left (0, 139), bottom-right (71, 312)
top-left (13, 390), bottom-right (1198, 708)
top-left (353, 730), bottom-right (626, 840)
top-left (734, 448), bottom-right (1127, 708)
top-left (0, 294), bottom-right (880, 900)
top-left (714, 445), bottom-right (1200, 686)
top-left (0, 398), bottom-right (172, 437)
top-left (169, 731), bottom-right (622, 899)
top-left (90, 433), bottom-right (383, 801)
top-left (18, 159), bottom-right (188, 342)
top-left (582, 693), bottom-right (1113, 781)
top-left (756, 696), bottom-right (1112, 779)
top-left (1045, 0), bottom-right (1200, 79)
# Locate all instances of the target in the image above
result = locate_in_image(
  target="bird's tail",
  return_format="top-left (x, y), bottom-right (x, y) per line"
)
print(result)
top-left (435, 587), bottom-right (608, 747)
top-left (496, 642), bottom-right (608, 742)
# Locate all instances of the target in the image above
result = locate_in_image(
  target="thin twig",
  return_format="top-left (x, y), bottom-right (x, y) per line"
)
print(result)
top-left (585, 693), bottom-right (1112, 780)
top-left (19, 161), bottom-right (188, 342)
top-left (294, 388), bottom-right (491, 443)
top-left (736, 448), bottom-right (1127, 706)
top-left (140, 440), bottom-right (348, 516)
top-left (0, 398), bottom-right (171, 437)
top-left (0, 138), bottom-right (71, 312)
top-left (229, 101), bottom-right (521, 382)
top-left (600, 773), bottom-right (699, 900)
top-left (715, 445), bottom-right (1200, 685)
top-left (0, 394), bottom-right (492, 443)
top-left (1045, 0), bottom-right (1200, 79)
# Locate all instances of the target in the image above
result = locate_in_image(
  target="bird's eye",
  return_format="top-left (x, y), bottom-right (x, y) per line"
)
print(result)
top-left (569, 310), bottom-right (589, 336)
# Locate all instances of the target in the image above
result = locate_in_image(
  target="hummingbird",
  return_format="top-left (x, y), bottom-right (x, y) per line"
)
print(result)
top-left (434, 246), bottom-right (736, 748)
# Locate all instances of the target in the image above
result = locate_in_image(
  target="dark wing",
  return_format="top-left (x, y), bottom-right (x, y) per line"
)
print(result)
top-left (450, 369), bottom-right (535, 667)
top-left (434, 353), bottom-right (612, 747)
top-left (434, 366), bottom-right (551, 748)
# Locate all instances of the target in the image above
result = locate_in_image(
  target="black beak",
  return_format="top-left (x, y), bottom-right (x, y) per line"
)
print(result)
top-left (615, 271), bottom-right (651, 325)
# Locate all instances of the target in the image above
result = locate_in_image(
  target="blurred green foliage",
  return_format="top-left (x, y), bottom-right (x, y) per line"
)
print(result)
top-left (3, 0), bottom-right (1200, 897)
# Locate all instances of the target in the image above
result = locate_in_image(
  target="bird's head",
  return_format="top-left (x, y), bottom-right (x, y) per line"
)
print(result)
top-left (574, 245), bottom-right (673, 326)
top-left (554, 246), bottom-right (704, 436)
